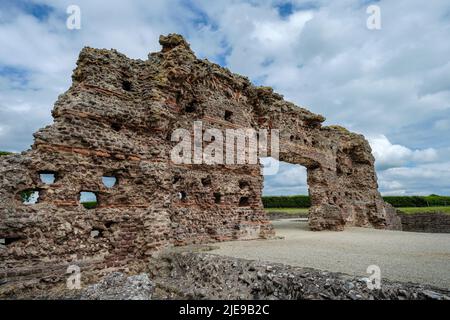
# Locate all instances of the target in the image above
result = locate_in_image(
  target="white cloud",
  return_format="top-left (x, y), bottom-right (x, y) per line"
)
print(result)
top-left (369, 135), bottom-right (438, 170)
top-left (378, 162), bottom-right (450, 196)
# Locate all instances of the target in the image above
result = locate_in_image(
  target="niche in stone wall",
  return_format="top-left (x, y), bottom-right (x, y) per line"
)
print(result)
top-left (224, 110), bottom-right (233, 122)
top-left (173, 174), bottom-right (182, 184)
top-left (111, 122), bottom-right (122, 131)
top-left (239, 180), bottom-right (250, 189)
top-left (80, 191), bottom-right (98, 209)
top-left (214, 192), bottom-right (222, 204)
top-left (185, 102), bottom-right (196, 113)
top-left (239, 196), bottom-right (250, 207)
top-left (122, 80), bottom-right (132, 91)
top-left (202, 176), bottom-right (212, 187)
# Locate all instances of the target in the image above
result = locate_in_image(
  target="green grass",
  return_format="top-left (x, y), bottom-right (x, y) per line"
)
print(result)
top-left (265, 208), bottom-right (309, 215)
top-left (82, 201), bottom-right (97, 209)
top-left (398, 207), bottom-right (450, 214)
top-left (0, 151), bottom-right (13, 156)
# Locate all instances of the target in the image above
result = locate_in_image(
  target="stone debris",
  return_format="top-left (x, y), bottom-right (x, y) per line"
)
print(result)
top-left (81, 272), bottom-right (153, 300)
top-left (153, 251), bottom-right (450, 300)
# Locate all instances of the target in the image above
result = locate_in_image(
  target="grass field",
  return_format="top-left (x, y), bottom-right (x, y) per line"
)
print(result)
top-left (265, 208), bottom-right (309, 215)
top-left (265, 207), bottom-right (450, 216)
top-left (81, 201), bottom-right (97, 209)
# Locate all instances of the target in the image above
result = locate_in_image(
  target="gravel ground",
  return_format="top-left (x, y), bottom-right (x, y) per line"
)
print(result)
top-left (210, 219), bottom-right (450, 289)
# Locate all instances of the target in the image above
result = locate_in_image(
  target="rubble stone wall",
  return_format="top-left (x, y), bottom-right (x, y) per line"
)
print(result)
top-left (400, 213), bottom-right (450, 233)
top-left (152, 251), bottom-right (450, 300)
top-left (0, 34), bottom-right (400, 293)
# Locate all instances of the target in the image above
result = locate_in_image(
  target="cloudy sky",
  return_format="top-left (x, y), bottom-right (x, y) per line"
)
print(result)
top-left (0, 0), bottom-right (449, 196)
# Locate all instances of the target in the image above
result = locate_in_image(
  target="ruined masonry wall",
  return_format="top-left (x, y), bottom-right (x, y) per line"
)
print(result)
top-left (0, 34), bottom-right (400, 293)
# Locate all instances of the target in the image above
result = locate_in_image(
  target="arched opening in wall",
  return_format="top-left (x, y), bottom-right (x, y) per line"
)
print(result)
top-left (80, 191), bottom-right (98, 209)
top-left (261, 157), bottom-right (310, 219)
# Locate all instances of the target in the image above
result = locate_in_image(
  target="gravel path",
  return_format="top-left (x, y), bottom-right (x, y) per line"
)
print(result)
top-left (210, 219), bottom-right (450, 289)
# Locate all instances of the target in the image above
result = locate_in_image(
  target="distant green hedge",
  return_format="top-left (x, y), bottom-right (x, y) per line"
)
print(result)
top-left (262, 195), bottom-right (311, 208)
top-left (383, 195), bottom-right (450, 207)
top-left (262, 195), bottom-right (450, 208)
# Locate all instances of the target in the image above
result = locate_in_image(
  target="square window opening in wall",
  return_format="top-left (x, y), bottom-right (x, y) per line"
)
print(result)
top-left (122, 80), bottom-right (132, 91)
top-left (224, 110), bottom-right (233, 122)
top-left (173, 175), bottom-right (182, 184)
top-left (111, 122), bottom-right (122, 131)
top-left (20, 189), bottom-right (40, 205)
top-left (185, 102), bottom-right (196, 113)
top-left (239, 180), bottom-right (250, 189)
top-left (102, 176), bottom-right (117, 188)
top-left (90, 228), bottom-right (103, 238)
top-left (239, 196), bottom-right (250, 207)
top-left (201, 176), bottom-right (212, 187)
top-left (80, 191), bottom-right (98, 209)
top-left (177, 191), bottom-right (187, 201)
top-left (104, 221), bottom-right (116, 229)
top-left (39, 171), bottom-right (57, 184)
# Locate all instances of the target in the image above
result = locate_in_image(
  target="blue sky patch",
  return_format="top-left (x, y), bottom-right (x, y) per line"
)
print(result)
top-left (0, 65), bottom-right (29, 87)
top-left (4, 0), bottom-right (54, 21)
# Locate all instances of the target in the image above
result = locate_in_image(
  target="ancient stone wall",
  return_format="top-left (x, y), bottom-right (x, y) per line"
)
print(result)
top-left (0, 34), bottom-right (400, 293)
top-left (400, 213), bottom-right (450, 233)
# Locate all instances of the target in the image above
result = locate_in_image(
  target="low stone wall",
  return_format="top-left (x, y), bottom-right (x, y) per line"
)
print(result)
top-left (399, 213), bottom-right (450, 233)
top-left (3, 248), bottom-right (450, 299)
top-left (151, 250), bottom-right (450, 300)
